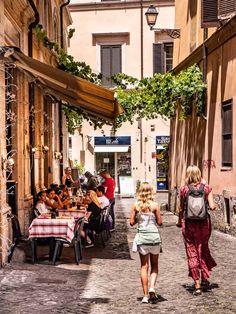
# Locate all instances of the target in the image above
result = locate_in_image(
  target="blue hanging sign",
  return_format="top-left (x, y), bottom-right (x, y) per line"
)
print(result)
top-left (156, 136), bottom-right (170, 145)
top-left (95, 136), bottom-right (131, 146)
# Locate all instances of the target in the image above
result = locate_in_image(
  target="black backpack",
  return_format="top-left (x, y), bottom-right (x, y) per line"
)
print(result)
top-left (185, 183), bottom-right (208, 220)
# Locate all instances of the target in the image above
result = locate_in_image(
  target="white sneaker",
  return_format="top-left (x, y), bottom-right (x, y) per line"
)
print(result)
top-left (141, 296), bottom-right (149, 303)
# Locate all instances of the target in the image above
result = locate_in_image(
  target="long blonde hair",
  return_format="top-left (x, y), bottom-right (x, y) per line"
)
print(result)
top-left (88, 190), bottom-right (101, 208)
top-left (135, 182), bottom-right (154, 212)
top-left (185, 165), bottom-right (202, 185)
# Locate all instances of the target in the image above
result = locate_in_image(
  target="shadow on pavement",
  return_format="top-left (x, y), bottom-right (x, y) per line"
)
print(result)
top-left (3, 199), bottom-right (132, 313)
top-left (137, 294), bottom-right (167, 303)
top-left (182, 282), bottom-right (219, 294)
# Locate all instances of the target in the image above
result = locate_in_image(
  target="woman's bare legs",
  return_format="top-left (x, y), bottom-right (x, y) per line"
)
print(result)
top-left (80, 230), bottom-right (92, 243)
top-left (150, 254), bottom-right (159, 289)
top-left (139, 253), bottom-right (149, 296)
top-left (195, 279), bottom-right (201, 289)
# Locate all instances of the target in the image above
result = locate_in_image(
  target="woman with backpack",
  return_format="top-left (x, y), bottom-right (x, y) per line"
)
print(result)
top-left (130, 182), bottom-right (162, 303)
top-left (176, 165), bottom-right (217, 295)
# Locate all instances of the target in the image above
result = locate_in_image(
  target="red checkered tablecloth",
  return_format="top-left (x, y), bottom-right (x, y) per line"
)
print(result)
top-left (28, 217), bottom-right (75, 242)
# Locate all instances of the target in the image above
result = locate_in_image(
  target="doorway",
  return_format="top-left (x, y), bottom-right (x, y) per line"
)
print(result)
top-left (95, 152), bottom-right (115, 177)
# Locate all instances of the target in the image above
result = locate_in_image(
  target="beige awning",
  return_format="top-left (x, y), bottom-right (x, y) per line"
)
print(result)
top-left (10, 50), bottom-right (123, 123)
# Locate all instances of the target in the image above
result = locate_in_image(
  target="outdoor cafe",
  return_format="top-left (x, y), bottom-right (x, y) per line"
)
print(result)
top-left (28, 186), bottom-right (112, 265)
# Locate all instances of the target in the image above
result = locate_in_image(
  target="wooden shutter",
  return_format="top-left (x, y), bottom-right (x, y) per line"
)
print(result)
top-left (201, 0), bottom-right (219, 28)
top-left (101, 46), bottom-right (111, 86)
top-left (218, 0), bottom-right (236, 19)
top-left (153, 43), bottom-right (164, 74)
top-left (101, 45), bottom-right (121, 87)
top-left (111, 45), bottom-right (121, 76)
top-left (222, 100), bottom-right (233, 167)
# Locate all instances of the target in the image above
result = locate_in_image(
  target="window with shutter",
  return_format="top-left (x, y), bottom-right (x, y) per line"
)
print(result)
top-left (153, 43), bottom-right (164, 74)
top-left (222, 100), bottom-right (233, 167)
top-left (218, 0), bottom-right (236, 19)
top-left (101, 45), bottom-right (121, 87)
top-left (153, 43), bottom-right (173, 74)
top-left (201, 0), bottom-right (219, 28)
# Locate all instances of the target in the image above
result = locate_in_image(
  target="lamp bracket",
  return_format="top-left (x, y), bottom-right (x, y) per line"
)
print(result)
top-left (150, 27), bottom-right (181, 39)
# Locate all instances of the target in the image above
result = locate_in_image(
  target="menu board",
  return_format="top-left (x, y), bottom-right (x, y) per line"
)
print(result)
top-left (119, 176), bottom-right (135, 198)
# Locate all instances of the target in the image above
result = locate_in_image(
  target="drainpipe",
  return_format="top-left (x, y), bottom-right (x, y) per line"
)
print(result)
top-left (203, 28), bottom-right (208, 84)
top-left (60, 0), bottom-right (70, 49)
top-left (28, 0), bottom-right (39, 57)
top-left (59, 0), bottom-right (70, 180)
top-left (139, 0), bottom-right (143, 163)
top-left (28, 0), bottom-right (39, 199)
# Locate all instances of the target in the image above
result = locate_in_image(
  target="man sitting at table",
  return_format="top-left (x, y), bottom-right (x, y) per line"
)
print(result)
top-left (35, 191), bottom-right (49, 216)
top-left (96, 186), bottom-right (110, 209)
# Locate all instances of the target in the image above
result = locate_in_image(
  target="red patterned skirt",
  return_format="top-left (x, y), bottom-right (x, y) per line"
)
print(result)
top-left (182, 217), bottom-right (217, 281)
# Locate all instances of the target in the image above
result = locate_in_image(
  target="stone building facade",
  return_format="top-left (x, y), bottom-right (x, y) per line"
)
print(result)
top-left (0, 0), bottom-right (120, 267)
top-left (0, 0), bottom-right (72, 266)
top-left (170, 1), bottom-right (236, 235)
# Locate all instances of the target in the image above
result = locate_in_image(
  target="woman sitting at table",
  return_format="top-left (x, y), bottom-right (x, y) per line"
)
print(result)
top-left (35, 191), bottom-right (50, 216)
top-left (46, 188), bottom-right (63, 210)
top-left (81, 190), bottom-right (103, 248)
top-left (56, 189), bottom-right (70, 208)
top-left (59, 184), bottom-right (70, 202)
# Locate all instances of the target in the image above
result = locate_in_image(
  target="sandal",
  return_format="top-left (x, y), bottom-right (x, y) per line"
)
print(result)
top-left (193, 288), bottom-right (202, 296)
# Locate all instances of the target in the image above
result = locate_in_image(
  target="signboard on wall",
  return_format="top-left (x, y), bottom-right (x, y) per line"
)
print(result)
top-left (156, 136), bottom-right (170, 145)
top-left (95, 136), bottom-right (131, 146)
top-left (156, 135), bottom-right (169, 191)
top-left (119, 176), bottom-right (135, 197)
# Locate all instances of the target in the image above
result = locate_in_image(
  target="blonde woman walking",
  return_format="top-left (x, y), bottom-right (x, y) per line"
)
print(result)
top-left (130, 182), bottom-right (162, 303)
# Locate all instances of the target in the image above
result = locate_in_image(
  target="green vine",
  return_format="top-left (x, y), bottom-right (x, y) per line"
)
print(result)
top-left (34, 24), bottom-right (206, 133)
top-left (68, 28), bottom-right (75, 39)
top-left (34, 24), bottom-right (103, 133)
top-left (112, 64), bottom-right (206, 128)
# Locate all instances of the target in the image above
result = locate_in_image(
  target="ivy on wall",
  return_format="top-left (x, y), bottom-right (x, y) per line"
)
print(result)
top-left (34, 24), bottom-right (206, 133)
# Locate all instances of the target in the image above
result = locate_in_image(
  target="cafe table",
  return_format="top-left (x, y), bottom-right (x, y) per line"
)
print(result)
top-left (28, 215), bottom-right (75, 263)
top-left (57, 207), bottom-right (86, 220)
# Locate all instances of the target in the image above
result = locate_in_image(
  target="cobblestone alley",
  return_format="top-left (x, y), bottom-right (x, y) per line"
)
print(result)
top-left (0, 198), bottom-right (235, 314)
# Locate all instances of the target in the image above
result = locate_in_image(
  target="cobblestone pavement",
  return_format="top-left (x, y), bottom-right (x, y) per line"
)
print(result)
top-left (0, 197), bottom-right (236, 314)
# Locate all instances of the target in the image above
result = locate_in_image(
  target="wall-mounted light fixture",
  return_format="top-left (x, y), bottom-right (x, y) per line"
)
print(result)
top-left (26, 144), bottom-right (37, 154)
top-left (145, 5), bottom-right (180, 39)
top-left (1, 156), bottom-right (15, 171)
top-left (54, 151), bottom-right (62, 160)
top-left (42, 145), bottom-right (49, 153)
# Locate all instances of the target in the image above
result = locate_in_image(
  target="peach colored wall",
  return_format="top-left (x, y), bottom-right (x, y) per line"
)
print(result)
top-left (170, 36), bottom-right (236, 196)
top-left (173, 0), bottom-right (216, 67)
top-left (202, 38), bottom-right (236, 195)
top-left (69, 6), bottom-right (175, 78)
top-left (68, 3), bottom-right (174, 187)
